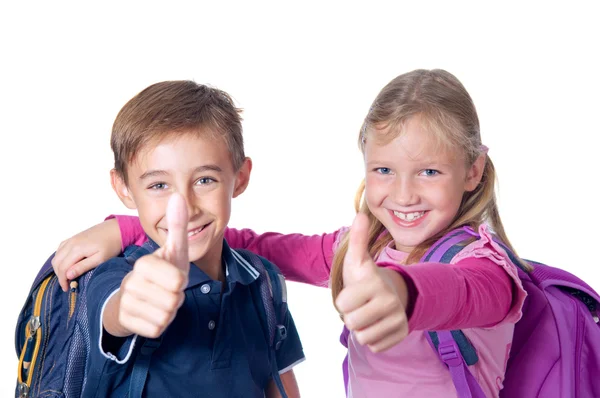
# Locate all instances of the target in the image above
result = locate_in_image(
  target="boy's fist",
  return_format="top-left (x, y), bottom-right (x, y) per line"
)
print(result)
top-left (113, 193), bottom-right (190, 338)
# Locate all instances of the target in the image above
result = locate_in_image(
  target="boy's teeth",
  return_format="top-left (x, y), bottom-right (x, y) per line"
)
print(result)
top-left (187, 226), bottom-right (204, 237)
top-left (393, 211), bottom-right (425, 221)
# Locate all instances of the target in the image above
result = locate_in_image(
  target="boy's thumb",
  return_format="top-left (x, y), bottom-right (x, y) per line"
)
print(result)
top-left (164, 193), bottom-right (189, 271)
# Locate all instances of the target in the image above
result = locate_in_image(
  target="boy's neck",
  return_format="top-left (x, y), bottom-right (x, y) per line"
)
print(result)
top-left (192, 239), bottom-right (226, 283)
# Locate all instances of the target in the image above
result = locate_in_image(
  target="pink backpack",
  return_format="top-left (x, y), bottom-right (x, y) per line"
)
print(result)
top-left (423, 227), bottom-right (600, 397)
top-left (340, 226), bottom-right (600, 397)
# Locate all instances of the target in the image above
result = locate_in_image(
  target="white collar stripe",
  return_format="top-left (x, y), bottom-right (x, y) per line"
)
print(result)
top-left (230, 250), bottom-right (260, 279)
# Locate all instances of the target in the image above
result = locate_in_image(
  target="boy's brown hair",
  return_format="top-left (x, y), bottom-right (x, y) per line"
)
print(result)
top-left (111, 80), bottom-right (244, 184)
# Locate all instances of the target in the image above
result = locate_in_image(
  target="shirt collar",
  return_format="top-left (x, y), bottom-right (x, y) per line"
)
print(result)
top-left (142, 237), bottom-right (259, 286)
top-left (222, 239), bottom-right (260, 286)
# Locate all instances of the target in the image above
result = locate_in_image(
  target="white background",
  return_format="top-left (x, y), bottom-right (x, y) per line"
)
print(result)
top-left (1, 2), bottom-right (599, 397)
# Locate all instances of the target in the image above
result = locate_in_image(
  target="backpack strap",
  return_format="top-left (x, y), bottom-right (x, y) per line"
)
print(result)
top-left (128, 336), bottom-right (163, 398)
top-left (425, 331), bottom-right (487, 398)
top-left (422, 228), bottom-right (479, 366)
top-left (427, 330), bottom-right (478, 366)
top-left (233, 249), bottom-right (288, 398)
top-left (124, 240), bottom-right (165, 398)
top-left (422, 228), bottom-right (486, 398)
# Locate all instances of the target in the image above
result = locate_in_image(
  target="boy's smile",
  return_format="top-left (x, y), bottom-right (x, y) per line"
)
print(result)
top-left (112, 131), bottom-right (251, 280)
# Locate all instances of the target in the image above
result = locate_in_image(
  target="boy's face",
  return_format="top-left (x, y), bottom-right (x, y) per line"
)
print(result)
top-left (112, 131), bottom-right (251, 269)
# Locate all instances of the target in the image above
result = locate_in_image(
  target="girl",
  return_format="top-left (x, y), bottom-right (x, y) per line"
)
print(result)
top-left (52, 69), bottom-right (526, 397)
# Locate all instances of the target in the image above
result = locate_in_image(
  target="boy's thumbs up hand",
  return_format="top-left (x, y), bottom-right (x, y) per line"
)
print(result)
top-left (335, 213), bottom-right (410, 353)
top-left (110, 194), bottom-right (190, 339)
top-left (157, 193), bottom-right (190, 274)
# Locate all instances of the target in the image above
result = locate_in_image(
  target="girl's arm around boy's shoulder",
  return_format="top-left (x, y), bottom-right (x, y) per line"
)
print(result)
top-left (113, 214), bottom-right (345, 287)
top-left (224, 227), bottom-right (342, 286)
top-left (52, 215), bottom-right (346, 292)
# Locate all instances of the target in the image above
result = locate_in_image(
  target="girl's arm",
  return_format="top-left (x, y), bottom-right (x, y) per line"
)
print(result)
top-left (52, 217), bottom-right (127, 292)
top-left (115, 215), bottom-right (340, 286)
top-left (224, 228), bottom-right (338, 286)
top-left (385, 256), bottom-right (516, 331)
top-left (53, 215), bottom-right (341, 290)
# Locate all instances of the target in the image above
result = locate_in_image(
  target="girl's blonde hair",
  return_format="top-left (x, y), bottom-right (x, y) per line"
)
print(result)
top-left (331, 69), bottom-right (528, 302)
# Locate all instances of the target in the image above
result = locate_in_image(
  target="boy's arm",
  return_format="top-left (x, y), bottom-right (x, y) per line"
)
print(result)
top-left (89, 195), bottom-right (190, 364)
top-left (87, 257), bottom-right (138, 363)
top-left (265, 370), bottom-right (300, 398)
top-left (266, 272), bottom-right (305, 397)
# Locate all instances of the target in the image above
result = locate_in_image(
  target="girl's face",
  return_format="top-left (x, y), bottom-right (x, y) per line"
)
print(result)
top-left (363, 115), bottom-right (484, 252)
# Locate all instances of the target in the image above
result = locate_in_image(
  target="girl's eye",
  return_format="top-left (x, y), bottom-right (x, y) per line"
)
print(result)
top-left (375, 167), bottom-right (392, 175)
top-left (421, 169), bottom-right (440, 177)
top-left (196, 177), bottom-right (215, 185)
top-left (149, 182), bottom-right (168, 190)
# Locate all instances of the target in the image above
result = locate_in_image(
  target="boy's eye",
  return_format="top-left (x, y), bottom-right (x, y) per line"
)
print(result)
top-left (375, 167), bottom-right (392, 175)
top-left (149, 182), bottom-right (168, 190)
top-left (421, 169), bottom-right (440, 177)
top-left (196, 177), bottom-right (215, 185)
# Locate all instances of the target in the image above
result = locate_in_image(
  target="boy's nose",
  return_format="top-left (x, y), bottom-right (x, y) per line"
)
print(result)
top-left (180, 189), bottom-right (201, 220)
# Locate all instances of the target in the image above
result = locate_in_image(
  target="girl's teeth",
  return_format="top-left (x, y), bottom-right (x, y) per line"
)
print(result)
top-left (393, 211), bottom-right (425, 221)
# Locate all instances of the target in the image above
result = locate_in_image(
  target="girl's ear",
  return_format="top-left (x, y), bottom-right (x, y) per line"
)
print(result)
top-left (233, 157), bottom-right (252, 198)
top-left (111, 169), bottom-right (137, 210)
top-left (464, 154), bottom-right (486, 192)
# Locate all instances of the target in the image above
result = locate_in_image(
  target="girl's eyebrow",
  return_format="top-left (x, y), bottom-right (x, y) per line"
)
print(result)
top-left (415, 160), bottom-right (453, 168)
top-left (139, 165), bottom-right (222, 181)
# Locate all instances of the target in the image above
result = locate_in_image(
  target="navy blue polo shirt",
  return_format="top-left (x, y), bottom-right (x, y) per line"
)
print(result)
top-left (83, 239), bottom-right (305, 398)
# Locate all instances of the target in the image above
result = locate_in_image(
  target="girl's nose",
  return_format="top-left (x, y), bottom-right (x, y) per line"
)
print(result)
top-left (393, 177), bottom-right (419, 206)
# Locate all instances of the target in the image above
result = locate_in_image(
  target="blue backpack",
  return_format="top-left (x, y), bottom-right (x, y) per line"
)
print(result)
top-left (15, 242), bottom-right (289, 398)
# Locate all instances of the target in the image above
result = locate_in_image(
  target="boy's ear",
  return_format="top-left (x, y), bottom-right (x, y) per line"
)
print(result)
top-left (110, 169), bottom-right (137, 210)
top-left (233, 157), bottom-right (252, 198)
top-left (464, 153), bottom-right (486, 192)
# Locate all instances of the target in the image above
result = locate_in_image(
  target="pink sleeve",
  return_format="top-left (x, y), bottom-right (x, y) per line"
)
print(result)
top-left (105, 215), bottom-right (147, 251)
top-left (382, 257), bottom-right (514, 331)
top-left (224, 228), bottom-right (341, 287)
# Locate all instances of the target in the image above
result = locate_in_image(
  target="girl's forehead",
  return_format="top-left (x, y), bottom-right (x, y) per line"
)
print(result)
top-left (365, 126), bottom-right (460, 164)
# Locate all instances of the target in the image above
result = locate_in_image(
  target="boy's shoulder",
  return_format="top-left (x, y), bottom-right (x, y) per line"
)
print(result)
top-left (230, 249), bottom-right (288, 312)
top-left (88, 244), bottom-right (149, 287)
top-left (123, 241), bottom-right (157, 264)
top-left (230, 248), bottom-right (284, 280)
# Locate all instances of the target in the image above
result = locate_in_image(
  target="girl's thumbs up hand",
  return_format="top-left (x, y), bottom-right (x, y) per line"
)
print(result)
top-left (335, 213), bottom-right (410, 353)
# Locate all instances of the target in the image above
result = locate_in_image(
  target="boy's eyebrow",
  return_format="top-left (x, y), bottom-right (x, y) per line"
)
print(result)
top-left (139, 165), bottom-right (223, 180)
top-left (194, 165), bottom-right (223, 173)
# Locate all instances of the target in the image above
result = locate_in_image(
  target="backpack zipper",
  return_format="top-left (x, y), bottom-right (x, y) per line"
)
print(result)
top-left (68, 280), bottom-right (79, 320)
top-left (572, 295), bottom-right (584, 397)
top-left (17, 275), bottom-right (51, 397)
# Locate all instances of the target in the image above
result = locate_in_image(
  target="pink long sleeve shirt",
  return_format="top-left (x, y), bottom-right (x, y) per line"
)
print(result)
top-left (113, 215), bottom-right (526, 397)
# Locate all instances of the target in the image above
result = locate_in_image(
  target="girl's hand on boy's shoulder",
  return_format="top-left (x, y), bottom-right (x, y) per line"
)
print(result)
top-left (336, 213), bottom-right (409, 353)
top-left (52, 218), bottom-right (123, 292)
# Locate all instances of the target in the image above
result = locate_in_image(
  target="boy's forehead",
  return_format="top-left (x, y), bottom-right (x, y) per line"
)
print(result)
top-left (127, 131), bottom-right (234, 174)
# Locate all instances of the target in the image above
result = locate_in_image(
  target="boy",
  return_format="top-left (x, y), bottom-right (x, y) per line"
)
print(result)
top-left (83, 81), bottom-right (304, 397)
